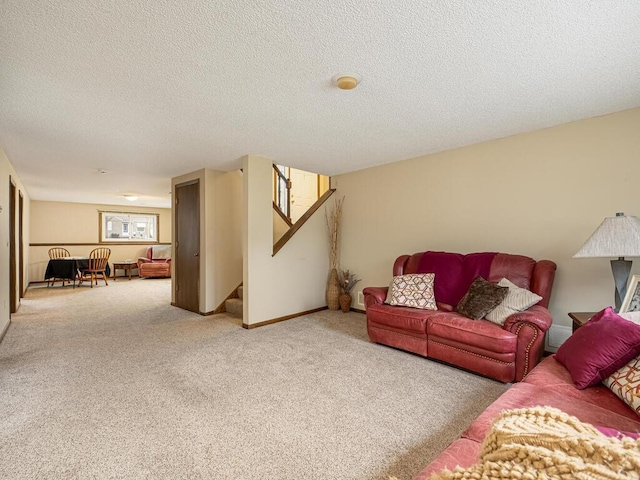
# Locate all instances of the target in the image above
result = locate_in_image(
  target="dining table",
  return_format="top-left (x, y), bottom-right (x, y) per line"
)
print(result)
top-left (45, 257), bottom-right (111, 287)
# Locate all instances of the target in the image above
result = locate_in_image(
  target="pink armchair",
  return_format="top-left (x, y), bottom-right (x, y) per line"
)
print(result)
top-left (137, 246), bottom-right (171, 278)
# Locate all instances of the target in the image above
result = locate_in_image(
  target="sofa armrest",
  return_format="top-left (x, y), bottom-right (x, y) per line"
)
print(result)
top-left (503, 305), bottom-right (553, 381)
top-left (363, 287), bottom-right (388, 309)
top-left (137, 257), bottom-right (151, 268)
top-left (503, 305), bottom-right (553, 333)
top-left (531, 260), bottom-right (557, 308)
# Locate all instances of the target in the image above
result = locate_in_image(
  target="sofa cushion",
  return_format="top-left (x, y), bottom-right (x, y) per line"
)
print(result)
top-left (486, 253), bottom-right (536, 290)
top-left (555, 307), bottom-right (640, 389)
top-left (462, 381), bottom-right (640, 443)
top-left (366, 304), bottom-right (439, 337)
top-left (428, 313), bottom-right (517, 354)
top-left (414, 252), bottom-right (497, 306)
top-left (604, 354), bottom-right (640, 417)
top-left (139, 261), bottom-right (171, 278)
top-left (456, 277), bottom-right (508, 320)
top-left (522, 356), bottom-right (638, 421)
top-left (388, 273), bottom-right (436, 310)
top-left (485, 278), bottom-right (542, 325)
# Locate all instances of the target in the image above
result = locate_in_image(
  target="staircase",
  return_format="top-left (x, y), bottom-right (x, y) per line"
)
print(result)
top-left (225, 285), bottom-right (243, 317)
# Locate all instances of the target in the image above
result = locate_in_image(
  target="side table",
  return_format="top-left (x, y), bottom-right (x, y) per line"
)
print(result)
top-left (112, 261), bottom-right (138, 281)
top-left (568, 312), bottom-right (595, 333)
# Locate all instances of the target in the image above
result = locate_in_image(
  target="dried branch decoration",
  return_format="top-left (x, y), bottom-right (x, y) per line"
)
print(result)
top-left (338, 269), bottom-right (361, 294)
top-left (325, 196), bottom-right (344, 269)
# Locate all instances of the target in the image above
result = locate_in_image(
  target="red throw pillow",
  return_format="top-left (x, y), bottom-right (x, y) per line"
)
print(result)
top-left (555, 307), bottom-right (640, 389)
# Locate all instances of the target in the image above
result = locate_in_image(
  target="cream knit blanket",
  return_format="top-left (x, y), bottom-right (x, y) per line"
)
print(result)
top-left (426, 406), bottom-right (640, 480)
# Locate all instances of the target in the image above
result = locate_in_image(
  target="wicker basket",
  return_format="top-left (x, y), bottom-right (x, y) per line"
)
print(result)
top-left (339, 293), bottom-right (352, 313)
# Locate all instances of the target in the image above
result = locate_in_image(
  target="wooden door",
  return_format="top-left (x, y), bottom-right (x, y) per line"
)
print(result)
top-left (175, 180), bottom-right (200, 313)
top-left (19, 192), bottom-right (24, 299)
top-left (9, 178), bottom-right (17, 314)
top-left (289, 168), bottom-right (318, 223)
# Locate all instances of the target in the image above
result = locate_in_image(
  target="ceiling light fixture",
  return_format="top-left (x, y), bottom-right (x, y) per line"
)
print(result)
top-left (124, 195), bottom-right (139, 201)
top-left (97, 169), bottom-right (107, 175)
top-left (332, 74), bottom-right (361, 90)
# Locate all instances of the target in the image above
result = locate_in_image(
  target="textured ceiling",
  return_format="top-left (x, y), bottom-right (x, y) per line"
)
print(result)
top-left (1, 1), bottom-right (639, 208)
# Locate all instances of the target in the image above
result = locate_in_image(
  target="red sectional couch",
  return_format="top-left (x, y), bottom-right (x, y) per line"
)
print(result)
top-left (363, 251), bottom-right (556, 382)
top-left (413, 355), bottom-right (640, 478)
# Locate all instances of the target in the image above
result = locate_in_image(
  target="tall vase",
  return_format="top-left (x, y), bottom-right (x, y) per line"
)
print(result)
top-left (326, 268), bottom-right (340, 310)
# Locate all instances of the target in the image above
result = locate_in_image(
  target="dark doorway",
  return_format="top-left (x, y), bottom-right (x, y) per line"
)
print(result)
top-left (175, 180), bottom-right (200, 313)
top-left (9, 178), bottom-right (17, 314)
top-left (19, 191), bottom-right (24, 299)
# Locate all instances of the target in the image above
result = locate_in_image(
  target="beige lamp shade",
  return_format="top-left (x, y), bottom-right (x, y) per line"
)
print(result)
top-left (574, 212), bottom-right (640, 311)
top-left (573, 213), bottom-right (640, 258)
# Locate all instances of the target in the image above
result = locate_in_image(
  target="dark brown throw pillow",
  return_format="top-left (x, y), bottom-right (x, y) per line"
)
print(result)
top-left (456, 277), bottom-right (509, 320)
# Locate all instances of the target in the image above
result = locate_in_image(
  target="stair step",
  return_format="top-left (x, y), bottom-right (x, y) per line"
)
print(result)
top-left (225, 298), bottom-right (243, 317)
top-left (237, 286), bottom-right (243, 300)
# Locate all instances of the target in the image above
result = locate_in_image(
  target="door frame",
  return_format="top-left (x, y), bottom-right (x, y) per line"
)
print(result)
top-left (9, 177), bottom-right (17, 314)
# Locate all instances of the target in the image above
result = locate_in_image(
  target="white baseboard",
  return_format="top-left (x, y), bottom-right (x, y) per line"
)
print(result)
top-left (546, 324), bottom-right (573, 352)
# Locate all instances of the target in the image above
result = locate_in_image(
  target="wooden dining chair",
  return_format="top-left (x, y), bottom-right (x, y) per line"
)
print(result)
top-left (79, 247), bottom-right (111, 287)
top-left (47, 247), bottom-right (71, 286)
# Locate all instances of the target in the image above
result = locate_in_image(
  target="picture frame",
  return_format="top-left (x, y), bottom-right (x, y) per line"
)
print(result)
top-left (620, 274), bottom-right (640, 313)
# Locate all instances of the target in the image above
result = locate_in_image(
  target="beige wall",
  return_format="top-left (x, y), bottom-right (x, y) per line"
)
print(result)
top-left (211, 169), bottom-right (243, 310)
top-left (0, 148), bottom-right (30, 337)
top-left (243, 155), bottom-right (329, 325)
top-left (319, 174), bottom-right (330, 196)
top-left (171, 168), bottom-right (243, 314)
top-left (334, 108), bottom-right (640, 340)
top-left (273, 208), bottom-right (289, 243)
top-left (29, 201), bottom-right (171, 283)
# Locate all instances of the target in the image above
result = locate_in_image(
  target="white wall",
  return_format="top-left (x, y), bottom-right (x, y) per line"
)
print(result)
top-left (243, 155), bottom-right (329, 325)
top-left (29, 201), bottom-right (171, 283)
top-left (334, 108), bottom-right (640, 334)
top-left (172, 168), bottom-right (243, 314)
top-left (0, 148), bottom-right (30, 337)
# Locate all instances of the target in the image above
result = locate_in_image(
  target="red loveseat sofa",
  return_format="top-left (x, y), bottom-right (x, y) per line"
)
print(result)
top-left (137, 246), bottom-right (171, 278)
top-left (414, 355), bottom-right (640, 478)
top-left (363, 251), bottom-right (556, 383)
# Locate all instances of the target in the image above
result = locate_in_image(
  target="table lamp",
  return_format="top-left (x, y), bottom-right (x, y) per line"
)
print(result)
top-left (574, 212), bottom-right (640, 311)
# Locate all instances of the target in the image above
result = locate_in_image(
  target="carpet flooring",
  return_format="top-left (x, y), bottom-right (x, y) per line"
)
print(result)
top-left (0, 279), bottom-right (508, 479)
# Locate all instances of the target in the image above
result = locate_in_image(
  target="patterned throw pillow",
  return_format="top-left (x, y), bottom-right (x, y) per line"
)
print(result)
top-left (456, 277), bottom-right (508, 320)
top-left (389, 274), bottom-right (437, 310)
top-left (485, 278), bottom-right (542, 325)
top-left (604, 355), bottom-right (640, 416)
top-left (620, 312), bottom-right (640, 325)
